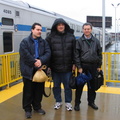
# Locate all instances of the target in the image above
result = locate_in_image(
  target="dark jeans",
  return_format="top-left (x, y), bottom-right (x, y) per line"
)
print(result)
top-left (52, 71), bottom-right (72, 103)
top-left (22, 77), bottom-right (44, 112)
top-left (75, 63), bottom-right (97, 105)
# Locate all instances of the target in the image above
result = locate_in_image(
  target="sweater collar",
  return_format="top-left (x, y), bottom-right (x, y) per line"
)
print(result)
top-left (84, 35), bottom-right (92, 40)
top-left (30, 33), bottom-right (42, 42)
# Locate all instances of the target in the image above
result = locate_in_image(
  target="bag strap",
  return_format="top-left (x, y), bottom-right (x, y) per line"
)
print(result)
top-left (85, 39), bottom-right (91, 46)
top-left (43, 77), bottom-right (51, 97)
top-left (38, 65), bottom-right (47, 71)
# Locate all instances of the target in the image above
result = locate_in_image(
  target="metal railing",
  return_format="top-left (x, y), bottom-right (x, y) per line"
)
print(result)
top-left (0, 52), bottom-right (120, 88)
top-left (102, 52), bottom-right (120, 86)
top-left (0, 53), bottom-right (22, 88)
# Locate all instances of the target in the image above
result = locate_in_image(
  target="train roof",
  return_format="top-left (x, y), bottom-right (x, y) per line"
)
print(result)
top-left (0, 0), bottom-right (84, 25)
top-left (55, 13), bottom-right (83, 25)
top-left (0, 0), bottom-right (29, 7)
top-left (0, 0), bottom-right (56, 15)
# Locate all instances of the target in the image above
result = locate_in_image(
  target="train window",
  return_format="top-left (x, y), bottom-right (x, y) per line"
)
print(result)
top-left (2, 17), bottom-right (14, 26)
top-left (76, 25), bottom-right (80, 32)
top-left (80, 26), bottom-right (83, 33)
top-left (70, 23), bottom-right (73, 29)
top-left (70, 23), bottom-right (75, 30)
top-left (3, 32), bottom-right (13, 52)
top-left (73, 24), bottom-right (75, 30)
top-left (15, 11), bottom-right (20, 17)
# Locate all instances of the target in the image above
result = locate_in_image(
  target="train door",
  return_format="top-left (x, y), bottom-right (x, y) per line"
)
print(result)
top-left (3, 32), bottom-right (13, 53)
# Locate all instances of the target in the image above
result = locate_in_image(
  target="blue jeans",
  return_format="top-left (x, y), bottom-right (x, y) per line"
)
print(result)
top-left (52, 71), bottom-right (72, 103)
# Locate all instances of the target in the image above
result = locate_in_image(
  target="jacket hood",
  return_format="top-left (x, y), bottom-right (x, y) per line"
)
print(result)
top-left (51, 18), bottom-right (70, 33)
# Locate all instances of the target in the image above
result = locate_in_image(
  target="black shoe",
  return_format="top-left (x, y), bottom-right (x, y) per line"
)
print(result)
top-left (88, 103), bottom-right (98, 110)
top-left (34, 109), bottom-right (46, 115)
top-left (25, 112), bottom-right (32, 119)
top-left (74, 104), bottom-right (80, 111)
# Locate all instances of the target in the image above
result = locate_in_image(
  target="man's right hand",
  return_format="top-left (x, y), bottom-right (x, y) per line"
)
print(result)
top-left (78, 68), bottom-right (83, 73)
top-left (34, 59), bottom-right (42, 67)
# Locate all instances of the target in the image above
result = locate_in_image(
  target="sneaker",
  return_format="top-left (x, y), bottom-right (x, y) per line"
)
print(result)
top-left (65, 103), bottom-right (72, 111)
top-left (34, 109), bottom-right (46, 115)
top-left (54, 102), bottom-right (62, 110)
top-left (25, 111), bottom-right (32, 119)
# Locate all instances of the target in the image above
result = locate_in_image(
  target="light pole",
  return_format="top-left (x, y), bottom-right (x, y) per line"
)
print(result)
top-left (118, 18), bottom-right (120, 42)
top-left (111, 3), bottom-right (120, 52)
top-left (118, 18), bottom-right (120, 32)
top-left (102, 0), bottom-right (105, 53)
top-left (117, 18), bottom-right (120, 42)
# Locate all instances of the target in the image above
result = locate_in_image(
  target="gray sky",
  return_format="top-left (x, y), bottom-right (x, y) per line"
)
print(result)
top-left (22, 0), bottom-right (120, 32)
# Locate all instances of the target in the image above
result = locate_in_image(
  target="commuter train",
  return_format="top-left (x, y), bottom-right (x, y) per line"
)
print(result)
top-left (0, 0), bottom-right (112, 55)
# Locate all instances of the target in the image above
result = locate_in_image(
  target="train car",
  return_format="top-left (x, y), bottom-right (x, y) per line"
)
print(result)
top-left (0, 0), bottom-right (111, 55)
top-left (0, 0), bottom-right (57, 54)
top-left (105, 32), bottom-right (112, 45)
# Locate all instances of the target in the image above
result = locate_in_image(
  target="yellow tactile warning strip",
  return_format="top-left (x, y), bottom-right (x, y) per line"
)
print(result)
top-left (82, 85), bottom-right (120, 94)
top-left (0, 82), bottom-right (120, 103)
top-left (0, 82), bottom-right (23, 103)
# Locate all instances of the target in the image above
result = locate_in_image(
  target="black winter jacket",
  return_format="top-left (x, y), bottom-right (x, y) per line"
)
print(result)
top-left (75, 34), bottom-right (102, 69)
top-left (46, 18), bottom-right (76, 72)
top-left (19, 34), bottom-right (51, 80)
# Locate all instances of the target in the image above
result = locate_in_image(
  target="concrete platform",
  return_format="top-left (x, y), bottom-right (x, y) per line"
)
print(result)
top-left (0, 84), bottom-right (120, 120)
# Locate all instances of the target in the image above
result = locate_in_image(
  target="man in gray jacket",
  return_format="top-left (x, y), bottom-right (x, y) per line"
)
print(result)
top-left (74, 22), bottom-right (102, 111)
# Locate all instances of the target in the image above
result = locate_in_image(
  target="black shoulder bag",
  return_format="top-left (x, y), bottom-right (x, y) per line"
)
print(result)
top-left (94, 70), bottom-right (104, 91)
top-left (69, 72), bottom-right (77, 89)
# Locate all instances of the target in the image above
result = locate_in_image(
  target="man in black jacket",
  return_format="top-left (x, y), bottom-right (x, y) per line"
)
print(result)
top-left (19, 23), bottom-right (51, 118)
top-left (74, 22), bottom-right (102, 111)
top-left (46, 18), bottom-right (76, 111)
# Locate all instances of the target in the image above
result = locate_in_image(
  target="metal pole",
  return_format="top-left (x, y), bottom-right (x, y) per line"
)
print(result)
top-left (111, 3), bottom-right (120, 52)
top-left (115, 7), bottom-right (117, 52)
top-left (102, 0), bottom-right (105, 53)
top-left (102, 0), bottom-right (106, 86)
